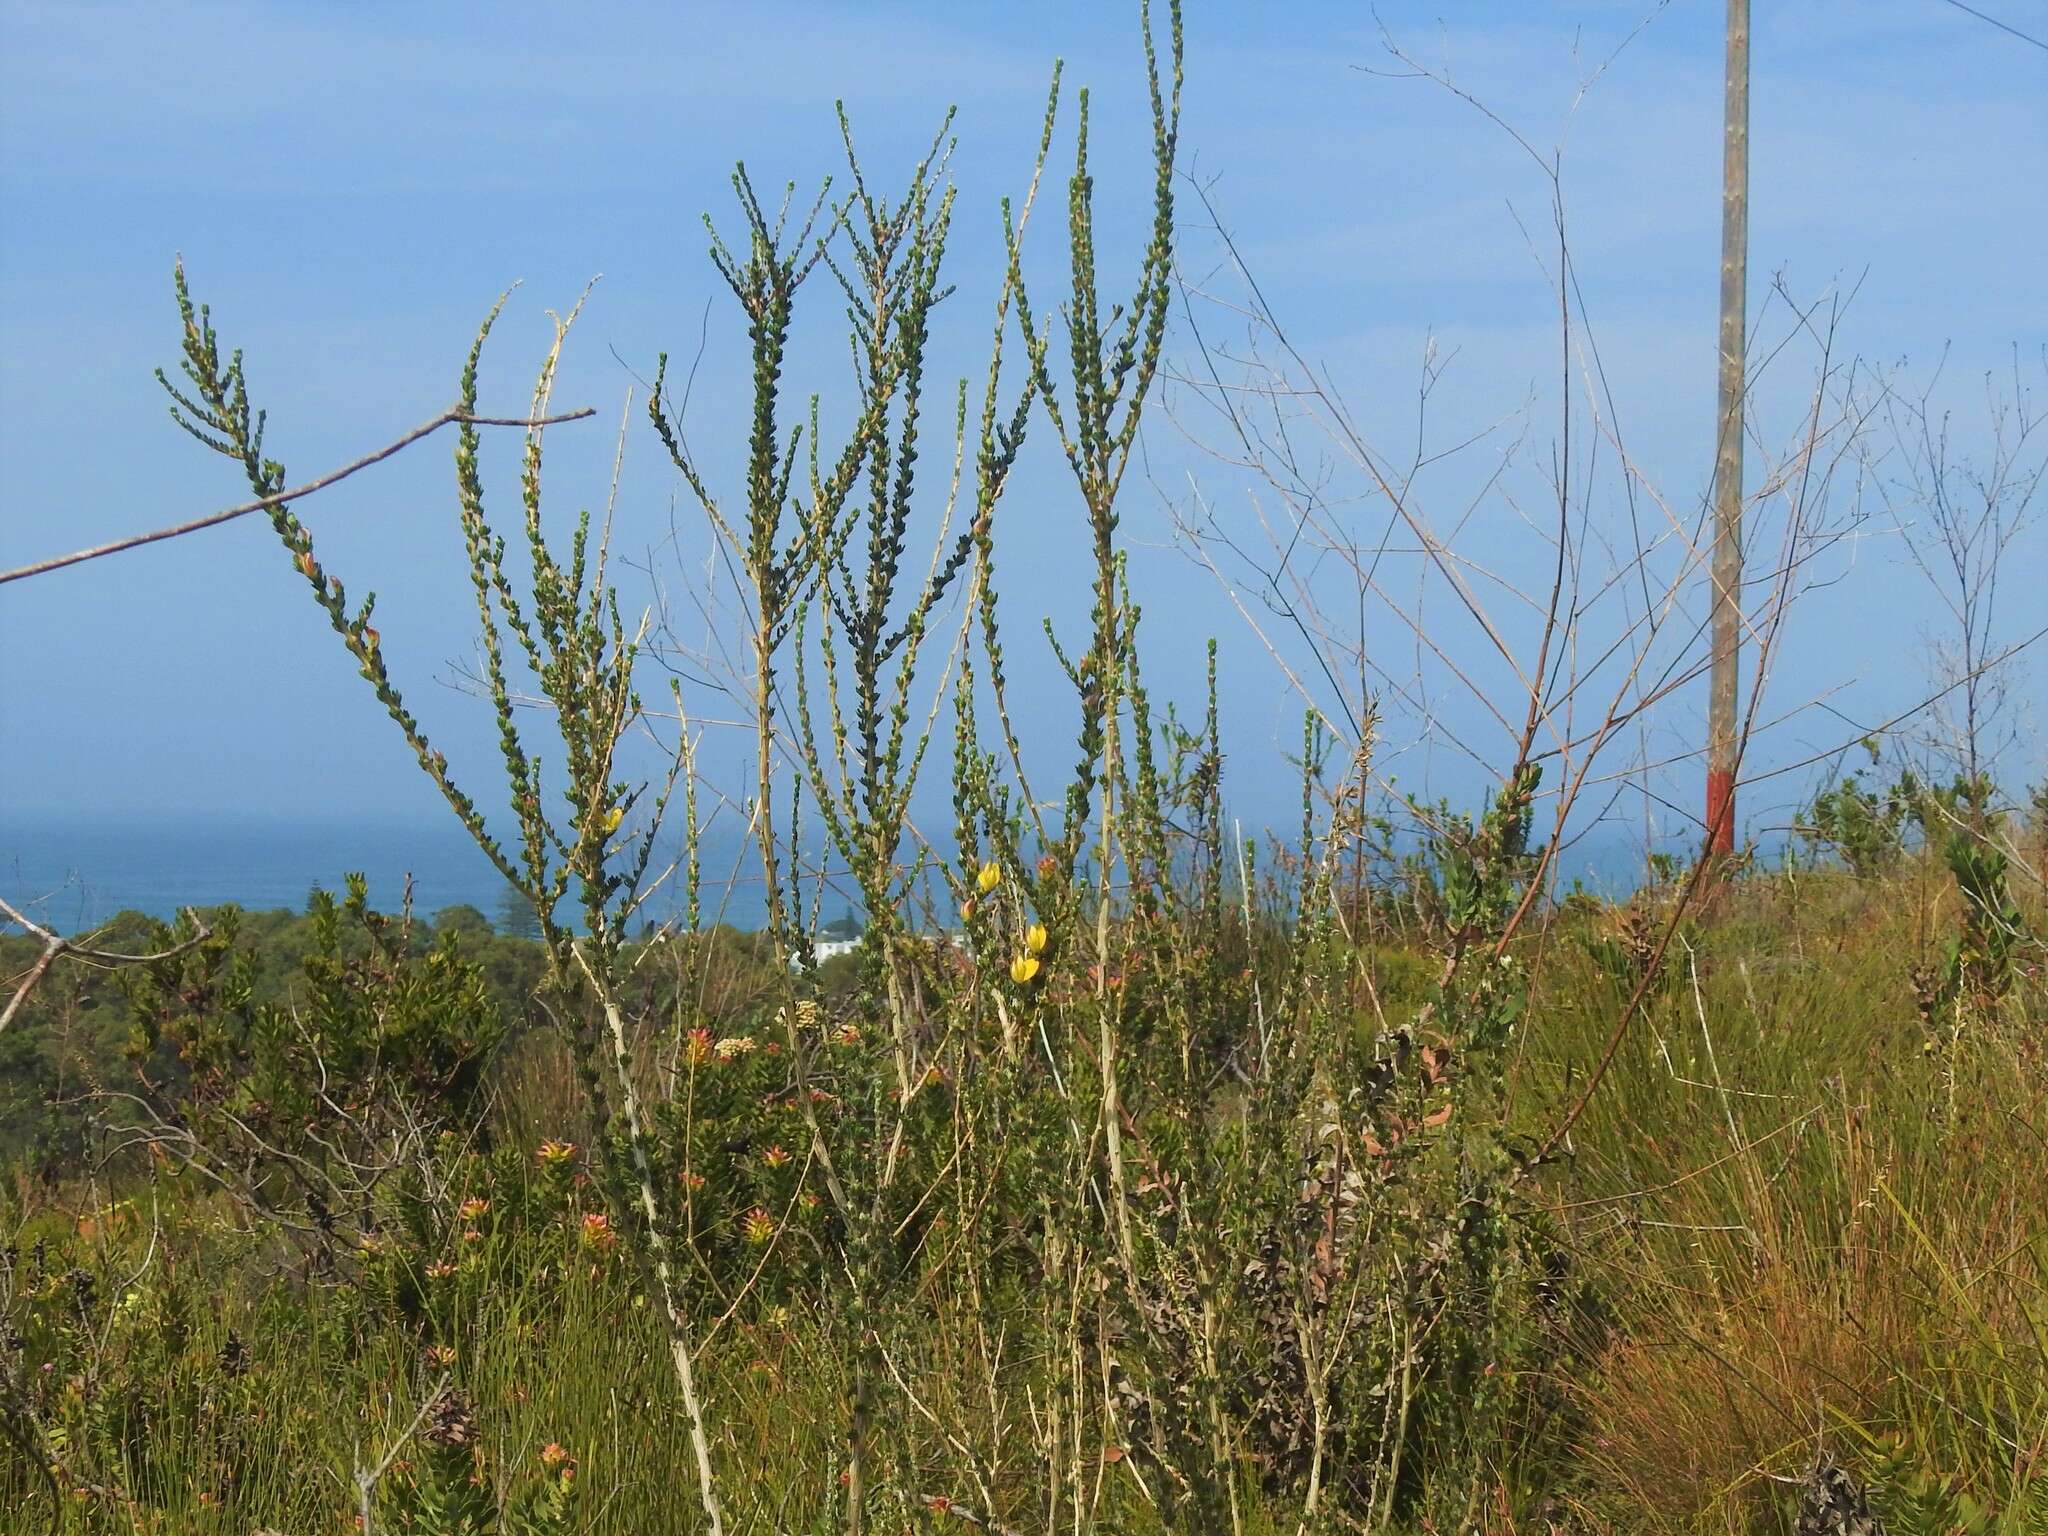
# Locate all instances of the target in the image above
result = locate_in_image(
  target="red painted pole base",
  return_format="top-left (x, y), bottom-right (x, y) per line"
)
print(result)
top-left (1706, 767), bottom-right (1736, 856)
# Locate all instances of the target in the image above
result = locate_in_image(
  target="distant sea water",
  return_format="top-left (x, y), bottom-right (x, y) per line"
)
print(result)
top-left (0, 813), bottom-right (1713, 938)
top-left (0, 816), bottom-right (765, 935)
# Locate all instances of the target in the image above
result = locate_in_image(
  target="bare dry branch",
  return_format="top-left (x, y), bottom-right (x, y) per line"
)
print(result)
top-left (0, 407), bottom-right (597, 586)
top-left (0, 894), bottom-right (210, 1034)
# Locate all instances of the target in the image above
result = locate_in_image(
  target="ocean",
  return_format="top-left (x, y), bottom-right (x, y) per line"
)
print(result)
top-left (0, 812), bottom-right (1693, 938)
top-left (0, 815), bottom-right (765, 935)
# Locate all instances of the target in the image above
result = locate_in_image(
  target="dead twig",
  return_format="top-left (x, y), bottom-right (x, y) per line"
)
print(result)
top-left (0, 894), bottom-right (210, 1034)
top-left (0, 407), bottom-right (596, 586)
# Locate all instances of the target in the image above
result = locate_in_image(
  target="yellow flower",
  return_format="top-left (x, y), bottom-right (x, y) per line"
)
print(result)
top-left (602, 805), bottom-right (623, 835)
top-left (1010, 953), bottom-right (1041, 985)
top-left (976, 860), bottom-right (1001, 893)
top-left (1025, 922), bottom-right (1048, 955)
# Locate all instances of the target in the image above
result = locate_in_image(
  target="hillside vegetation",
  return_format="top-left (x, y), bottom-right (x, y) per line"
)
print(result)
top-left (5, 833), bottom-right (2044, 1533)
top-left (4, 3), bottom-right (2044, 1530)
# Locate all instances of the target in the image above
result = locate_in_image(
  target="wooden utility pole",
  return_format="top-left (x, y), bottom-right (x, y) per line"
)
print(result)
top-left (1707, 0), bottom-right (1750, 856)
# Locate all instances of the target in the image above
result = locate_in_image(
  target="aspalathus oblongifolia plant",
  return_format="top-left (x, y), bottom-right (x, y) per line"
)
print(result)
top-left (792, 105), bottom-right (1051, 1072)
top-left (948, 0), bottom-right (1180, 938)
top-left (805, 104), bottom-right (1077, 1534)
top-left (158, 270), bottom-right (730, 1536)
top-left (969, 13), bottom-right (1184, 1400)
top-left (649, 171), bottom-right (859, 974)
top-left (653, 149), bottom-right (972, 1534)
top-left (647, 168), bottom-right (898, 1531)
top-left (791, 114), bottom-right (965, 1074)
top-left (930, 3), bottom-right (1202, 1525)
top-left (1013, 0), bottom-right (1180, 900)
top-left (644, 98), bottom-right (1055, 1530)
top-left (1002, 0), bottom-right (1180, 1372)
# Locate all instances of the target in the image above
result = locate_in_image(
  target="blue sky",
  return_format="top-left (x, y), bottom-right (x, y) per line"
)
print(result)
top-left (2, 1), bottom-right (2043, 858)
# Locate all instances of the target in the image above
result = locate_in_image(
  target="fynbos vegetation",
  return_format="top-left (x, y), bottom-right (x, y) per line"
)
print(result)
top-left (3, 5), bottom-right (2044, 1533)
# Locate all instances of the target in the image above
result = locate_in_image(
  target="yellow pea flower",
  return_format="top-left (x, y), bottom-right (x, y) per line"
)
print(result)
top-left (1010, 954), bottom-right (1040, 985)
top-left (976, 860), bottom-right (1002, 893)
top-left (1025, 922), bottom-right (1048, 955)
